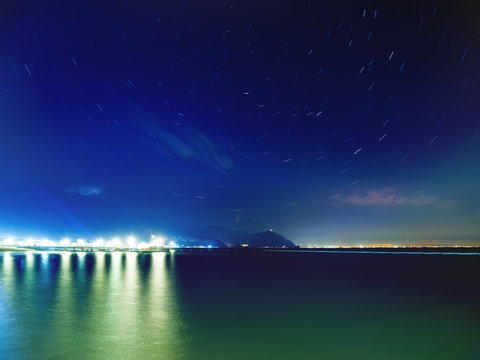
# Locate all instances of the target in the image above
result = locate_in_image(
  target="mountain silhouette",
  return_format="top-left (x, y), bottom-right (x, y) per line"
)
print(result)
top-left (199, 226), bottom-right (297, 248)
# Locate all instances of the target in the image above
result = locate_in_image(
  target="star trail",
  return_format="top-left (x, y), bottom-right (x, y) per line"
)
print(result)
top-left (0, 0), bottom-right (479, 245)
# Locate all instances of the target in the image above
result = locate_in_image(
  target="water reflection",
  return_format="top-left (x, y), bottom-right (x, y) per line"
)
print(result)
top-left (120, 252), bottom-right (127, 272)
top-left (12, 254), bottom-right (26, 273)
top-left (0, 252), bottom-right (188, 360)
top-left (104, 253), bottom-right (112, 274)
top-left (1, 251), bottom-right (479, 360)
top-left (85, 253), bottom-right (96, 274)
top-left (137, 253), bottom-right (152, 296)
top-left (32, 254), bottom-right (39, 269)
top-left (12, 255), bottom-right (27, 292)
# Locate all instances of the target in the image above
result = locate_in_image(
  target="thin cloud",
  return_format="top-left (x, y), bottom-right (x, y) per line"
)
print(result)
top-left (67, 185), bottom-right (102, 196)
top-left (133, 105), bottom-right (235, 175)
top-left (332, 187), bottom-right (438, 207)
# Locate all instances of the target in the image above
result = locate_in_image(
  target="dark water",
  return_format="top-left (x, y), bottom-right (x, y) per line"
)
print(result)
top-left (1, 251), bottom-right (479, 360)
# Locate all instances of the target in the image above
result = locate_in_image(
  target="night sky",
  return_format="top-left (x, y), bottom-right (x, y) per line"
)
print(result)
top-left (1, 0), bottom-right (479, 245)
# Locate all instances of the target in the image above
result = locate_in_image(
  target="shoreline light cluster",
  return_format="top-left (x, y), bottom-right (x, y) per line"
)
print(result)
top-left (0, 234), bottom-right (184, 250)
top-left (302, 244), bottom-right (480, 249)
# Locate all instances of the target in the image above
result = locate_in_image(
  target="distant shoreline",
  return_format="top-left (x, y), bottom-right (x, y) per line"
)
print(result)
top-left (1, 246), bottom-right (479, 254)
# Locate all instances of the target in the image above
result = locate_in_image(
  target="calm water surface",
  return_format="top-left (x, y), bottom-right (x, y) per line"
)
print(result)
top-left (0, 251), bottom-right (479, 360)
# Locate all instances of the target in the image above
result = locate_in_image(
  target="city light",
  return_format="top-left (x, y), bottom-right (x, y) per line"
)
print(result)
top-left (0, 232), bottom-right (187, 251)
top-left (93, 238), bottom-right (105, 248)
top-left (137, 242), bottom-right (148, 249)
top-left (126, 236), bottom-right (137, 248)
top-left (151, 234), bottom-right (165, 247)
top-left (4, 237), bottom-right (14, 246)
top-left (108, 237), bottom-right (123, 248)
top-left (1, 233), bottom-right (479, 253)
top-left (76, 238), bottom-right (87, 247)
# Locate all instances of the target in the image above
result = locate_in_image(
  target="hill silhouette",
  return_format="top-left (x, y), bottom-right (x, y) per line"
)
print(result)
top-left (200, 226), bottom-right (297, 248)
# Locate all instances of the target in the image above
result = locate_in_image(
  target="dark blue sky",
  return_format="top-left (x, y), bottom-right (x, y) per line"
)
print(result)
top-left (1, 0), bottom-right (479, 245)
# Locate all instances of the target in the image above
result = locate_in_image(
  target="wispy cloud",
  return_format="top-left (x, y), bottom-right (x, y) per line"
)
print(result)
top-left (134, 106), bottom-right (235, 175)
top-left (332, 187), bottom-right (438, 207)
top-left (67, 185), bottom-right (102, 196)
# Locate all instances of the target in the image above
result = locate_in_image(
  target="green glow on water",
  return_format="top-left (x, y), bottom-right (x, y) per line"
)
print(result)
top-left (0, 252), bottom-right (479, 359)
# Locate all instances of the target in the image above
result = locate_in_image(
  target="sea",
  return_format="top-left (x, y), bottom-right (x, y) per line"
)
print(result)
top-left (0, 250), bottom-right (479, 360)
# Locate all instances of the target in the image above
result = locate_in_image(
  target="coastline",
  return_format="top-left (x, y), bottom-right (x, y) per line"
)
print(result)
top-left (1, 246), bottom-right (480, 254)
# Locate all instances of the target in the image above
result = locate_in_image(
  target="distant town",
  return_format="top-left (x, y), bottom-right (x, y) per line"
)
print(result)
top-left (1, 235), bottom-right (479, 253)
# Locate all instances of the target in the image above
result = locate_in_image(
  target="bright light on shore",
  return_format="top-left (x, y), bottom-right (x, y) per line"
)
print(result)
top-left (0, 231), bottom-right (185, 251)
top-left (108, 237), bottom-right (122, 248)
top-left (151, 235), bottom-right (165, 247)
top-left (4, 237), bottom-right (15, 246)
top-left (126, 236), bottom-right (137, 248)
top-left (60, 238), bottom-right (71, 247)
top-left (93, 238), bottom-right (104, 247)
top-left (76, 238), bottom-right (87, 247)
top-left (39, 238), bottom-right (55, 247)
